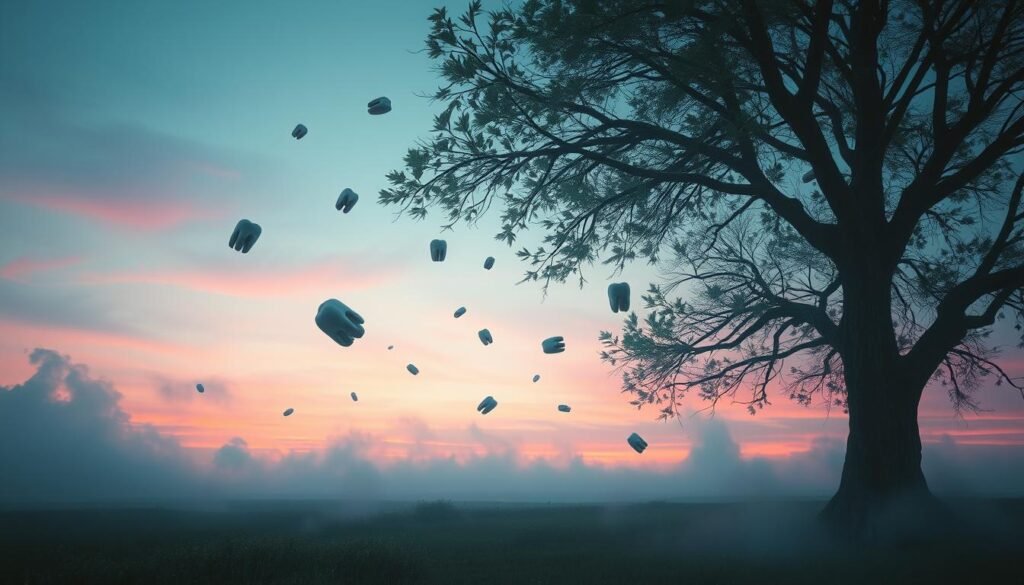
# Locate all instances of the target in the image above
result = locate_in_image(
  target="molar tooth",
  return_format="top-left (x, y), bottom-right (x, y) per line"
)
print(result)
top-left (476, 396), bottom-right (498, 415)
top-left (315, 299), bottom-right (366, 347)
top-left (607, 282), bottom-right (631, 313)
top-left (627, 432), bottom-right (648, 454)
top-left (430, 239), bottom-right (448, 262)
top-left (335, 188), bottom-right (359, 213)
top-left (229, 219), bottom-right (262, 254)
top-left (367, 96), bottom-right (392, 115)
top-left (478, 328), bottom-right (494, 346)
top-left (541, 336), bottom-right (565, 354)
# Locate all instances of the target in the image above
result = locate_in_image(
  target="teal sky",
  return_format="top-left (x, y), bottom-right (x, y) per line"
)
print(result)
top-left (2, 0), bottom-right (1023, 502)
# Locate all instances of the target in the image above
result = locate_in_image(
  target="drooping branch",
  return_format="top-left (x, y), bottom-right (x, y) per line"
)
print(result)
top-left (600, 215), bottom-right (840, 417)
top-left (383, 1), bottom-right (843, 282)
top-left (385, 0), bottom-right (1024, 423)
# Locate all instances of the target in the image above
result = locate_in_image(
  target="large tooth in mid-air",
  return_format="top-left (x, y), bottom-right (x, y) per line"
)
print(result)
top-left (558, 404), bottom-right (571, 413)
top-left (477, 395), bottom-right (498, 415)
top-left (315, 299), bottom-right (366, 347)
top-left (627, 432), bottom-right (648, 454)
top-left (229, 219), bottom-right (262, 254)
top-left (430, 239), bottom-right (447, 262)
top-left (483, 256), bottom-right (495, 270)
top-left (367, 96), bottom-right (392, 115)
top-left (532, 374), bottom-right (540, 383)
top-left (350, 392), bottom-right (358, 402)
top-left (407, 363), bottom-right (420, 375)
top-left (283, 408), bottom-right (295, 417)
top-left (607, 282), bottom-right (630, 313)
top-left (292, 124), bottom-right (307, 139)
top-left (478, 329), bottom-right (493, 346)
top-left (196, 383), bottom-right (205, 394)
top-left (335, 188), bottom-right (359, 214)
top-left (454, 306), bottom-right (466, 318)
top-left (541, 336), bottom-right (565, 354)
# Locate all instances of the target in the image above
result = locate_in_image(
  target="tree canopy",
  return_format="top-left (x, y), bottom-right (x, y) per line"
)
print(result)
top-left (381, 0), bottom-right (1024, 421)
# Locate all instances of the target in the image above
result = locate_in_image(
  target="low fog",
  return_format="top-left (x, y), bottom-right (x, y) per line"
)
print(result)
top-left (2, 348), bottom-right (1023, 505)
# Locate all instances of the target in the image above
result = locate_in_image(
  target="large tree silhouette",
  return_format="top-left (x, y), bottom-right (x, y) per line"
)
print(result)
top-left (382, 0), bottom-right (1024, 536)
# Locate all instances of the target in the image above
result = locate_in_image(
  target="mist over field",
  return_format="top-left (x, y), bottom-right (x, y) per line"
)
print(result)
top-left (3, 348), bottom-right (1023, 507)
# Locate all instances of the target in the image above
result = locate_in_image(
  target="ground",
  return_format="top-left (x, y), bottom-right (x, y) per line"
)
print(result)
top-left (0, 500), bottom-right (1020, 584)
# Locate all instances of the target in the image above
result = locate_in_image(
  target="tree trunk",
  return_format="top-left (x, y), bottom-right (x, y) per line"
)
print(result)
top-left (822, 264), bottom-right (944, 541)
top-left (820, 370), bottom-right (940, 540)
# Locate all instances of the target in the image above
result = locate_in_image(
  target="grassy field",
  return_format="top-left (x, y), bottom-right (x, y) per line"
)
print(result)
top-left (0, 499), bottom-right (1020, 584)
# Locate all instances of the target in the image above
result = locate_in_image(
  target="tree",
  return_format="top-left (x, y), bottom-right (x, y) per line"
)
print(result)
top-left (381, 0), bottom-right (1024, 537)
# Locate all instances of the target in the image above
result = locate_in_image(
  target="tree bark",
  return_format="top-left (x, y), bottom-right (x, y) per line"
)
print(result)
top-left (822, 261), bottom-right (944, 540)
top-left (820, 370), bottom-right (939, 540)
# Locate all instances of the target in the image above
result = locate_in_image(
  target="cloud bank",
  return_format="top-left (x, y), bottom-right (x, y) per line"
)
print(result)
top-left (0, 349), bottom-right (198, 502)
top-left (2, 349), bottom-right (1023, 504)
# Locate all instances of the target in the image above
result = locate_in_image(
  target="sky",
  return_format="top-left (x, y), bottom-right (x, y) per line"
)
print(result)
top-left (1, 0), bottom-right (1023, 503)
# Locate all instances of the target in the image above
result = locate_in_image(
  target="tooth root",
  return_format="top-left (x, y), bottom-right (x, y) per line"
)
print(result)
top-left (346, 310), bottom-right (365, 326)
top-left (343, 317), bottom-right (366, 338)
